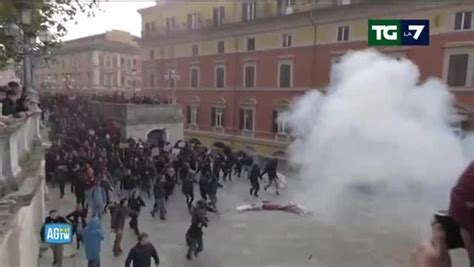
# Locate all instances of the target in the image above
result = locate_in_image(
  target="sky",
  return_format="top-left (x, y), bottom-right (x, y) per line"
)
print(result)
top-left (62, 1), bottom-right (156, 41)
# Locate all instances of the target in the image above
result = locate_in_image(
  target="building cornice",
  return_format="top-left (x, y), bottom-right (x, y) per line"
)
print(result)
top-left (140, 1), bottom-right (462, 47)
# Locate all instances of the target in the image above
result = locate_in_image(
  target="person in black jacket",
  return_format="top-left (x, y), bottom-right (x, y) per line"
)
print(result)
top-left (207, 176), bottom-right (223, 210)
top-left (75, 172), bottom-right (87, 208)
top-left (164, 167), bottom-right (176, 201)
top-left (128, 190), bottom-right (145, 236)
top-left (249, 162), bottom-right (263, 197)
top-left (55, 163), bottom-right (68, 199)
top-left (151, 174), bottom-right (166, 220)
top-left (198, 174), bottom-right (209, 201)
top-left (2, 89), bottom-right (18, 116)
top-left (41, 210), bottom-right (68, 267)
top-left (262, 158), bottom-right (280, 195)
top-left (185, 200), bottom-right (216, 260)
top-left (125, 233), bottom-right (160, 267)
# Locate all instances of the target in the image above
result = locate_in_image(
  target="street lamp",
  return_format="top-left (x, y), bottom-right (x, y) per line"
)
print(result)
top-left (164, 68), bottom-right (180, 104)
top-left (3, 2), bottom-right (51, 109)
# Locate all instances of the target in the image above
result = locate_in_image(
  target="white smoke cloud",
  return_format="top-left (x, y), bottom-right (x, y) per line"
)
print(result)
top-left (283, 49), bottom-right (470, 238)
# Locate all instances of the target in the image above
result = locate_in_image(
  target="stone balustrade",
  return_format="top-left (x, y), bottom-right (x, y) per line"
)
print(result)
top-left (0, 112), bottom-right (42, 197)
top-left (0, 111), bottom-right (45, 267)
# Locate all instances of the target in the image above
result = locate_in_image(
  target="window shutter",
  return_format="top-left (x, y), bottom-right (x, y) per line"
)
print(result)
top-left (272, 110), bottom-right (278, 133)
top-left (187, 14), bottom-right (192, 29)
top-left (242, 3), bottom-right (248, 21)
top-left (213, 8), bottom-right (218, 26)
top-left (211, 107), bottom-right (216, 127)
top-left (220, 7), bottom-right (225, 22)
top-left (186, 106), bottom-right (191, 124)
top-left (344, 27), bottom-right (349, 41)
top-left (454, 13), bottom-right (462, 30)
top-left (196, 107), bottom-right (199, 124)
top-left (222, 110), bottom-right (225, 127)
top-left (464, 12), bottom-right (472, 30)
top-left (239, 109), bottom-right (244, 129)
top-left (447, 54), bottom-right (468, 86)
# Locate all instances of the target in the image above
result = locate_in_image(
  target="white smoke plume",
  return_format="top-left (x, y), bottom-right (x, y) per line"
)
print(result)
top-left (283, 49), bottom-right (470, 239)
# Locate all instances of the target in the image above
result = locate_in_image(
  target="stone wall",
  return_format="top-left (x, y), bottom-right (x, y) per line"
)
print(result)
top-left (91, 101), bottom-right (184, 144)
top-left (0, 113), bottom-right (42, 196)
top-left (0, 112), bottom-right (45, 267)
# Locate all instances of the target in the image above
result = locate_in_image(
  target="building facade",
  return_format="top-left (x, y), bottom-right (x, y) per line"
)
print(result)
top-left (138, 0), bottom-right (474, 159)
top-left (34, 30), bottom-right (142, 93)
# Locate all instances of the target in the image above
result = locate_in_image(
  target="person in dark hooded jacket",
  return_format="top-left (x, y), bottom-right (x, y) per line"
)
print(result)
top-left (128, 191), bottom-right (145, 236)
top-left (207, 176), bottom-right (223, 210)
top-left (262, 158), bottom-right (279, 195)
top-left (151, 174), bottom-right (167, 220)
top-left (55, 163), bottom-right (68, 199)
top-left (249, 162), bottom-right (263, 197)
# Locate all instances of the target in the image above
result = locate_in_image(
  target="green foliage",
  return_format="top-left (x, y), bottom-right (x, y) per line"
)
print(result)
top-left (0, 0), bottom-right (101, 69)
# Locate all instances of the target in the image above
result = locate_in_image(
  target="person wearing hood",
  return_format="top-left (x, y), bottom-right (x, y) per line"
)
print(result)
top-left (79, 216), bottom-right (104, 267)
top-left (151, 174), bottom-right (167, 220)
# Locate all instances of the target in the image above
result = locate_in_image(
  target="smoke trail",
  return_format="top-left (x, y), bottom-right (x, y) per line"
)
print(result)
top-left (283, 49), bottom-right (470, 238)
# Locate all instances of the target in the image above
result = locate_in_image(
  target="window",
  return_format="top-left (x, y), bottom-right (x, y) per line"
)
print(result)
top-left (187, 106), bottom-right (199, 125)
top-left (87, 72), bottom-right (92, 85)
top-left (192, 45), bottom-right (199, 57)
top-left (279, 62), bottom-right (292, 88)
top-left (447, 54), bottom-right (469, 87)
top-left (190, 66), bottom-right (199, 88)
top-left (278, 0), bottom-right (294, 15)
top-left (242, 2), bottom-right (256, 22)
top-left (282, 33), bottom-right (292, 47)
top-left (167, 67), bottom-right (177, 88)
top-left (150, 22), bottom-right (156, 32)
top-left (149, 71), bottom-right (155, 88)
top-left (272, 109), bottom-right (289, 134)
top-left (337, 26), bottom-right (349, 42)
top-left (211, 107), bottom-right (225, 128)
top-left (247, 37), bottom-right (255, 51)
top-left (149, 50), bottom-right (155, 60)
top-left (106, 73), bottom-right (111, 87)
top-left (213, 6), bottom-right (225, 26)
top-left (187, 13), bottom-right (199, 30)
top-left (244, 64), bottom-right (256, 88)
top-left (215, 65), bottom-right (225, 88)
top-left (126, 59), bottom-right (131, 70)
top-left (218, 41), bottom-right (225, 54)
top-left (133, 59), bottom-right (137, 66)
top-left (106, 56), bottom-right (110, 68)
top-left (166, 17), bottom-right (175, 32)
top-left (121, 76), bottom-right (125, 86)
top-left (120, 57), bottom-right (125, 66)
top-left (239, 108), bottom-right (254, 131)
top-left (454, 12), bottom-right (473, 30)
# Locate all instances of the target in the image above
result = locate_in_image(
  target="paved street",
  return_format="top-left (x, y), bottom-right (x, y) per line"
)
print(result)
top-left (38, 175), bottom-right (468, 267)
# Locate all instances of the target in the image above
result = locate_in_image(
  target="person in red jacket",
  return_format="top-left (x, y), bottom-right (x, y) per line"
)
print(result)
top-left (410, 162), bottom-right (474, 267)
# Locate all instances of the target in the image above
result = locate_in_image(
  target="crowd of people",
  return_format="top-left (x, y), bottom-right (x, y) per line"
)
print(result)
top-left (40, 93), bottom-right (281, 267)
